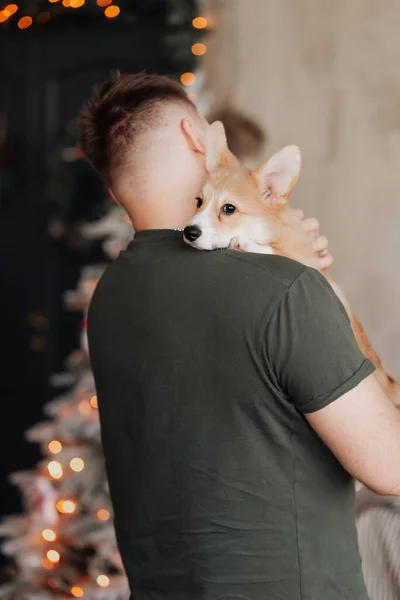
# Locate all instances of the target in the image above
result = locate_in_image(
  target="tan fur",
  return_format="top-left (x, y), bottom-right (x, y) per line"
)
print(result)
top-left (188, 122), bottom-right (398, 402)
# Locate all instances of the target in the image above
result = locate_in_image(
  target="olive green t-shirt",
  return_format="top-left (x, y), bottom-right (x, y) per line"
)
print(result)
top-left (88, 229), bottom-right (374, 600)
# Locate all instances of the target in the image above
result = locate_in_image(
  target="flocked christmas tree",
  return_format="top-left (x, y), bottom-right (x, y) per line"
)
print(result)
top-left (0, 209), bottom-right (133, 600)
top-left (0, 1), bottom-right (269, 596)
top-left (0, 0), bottom-right (203, 597)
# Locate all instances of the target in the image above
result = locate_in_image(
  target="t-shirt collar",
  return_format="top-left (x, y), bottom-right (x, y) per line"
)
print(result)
top-left (133, 229), bottom-right (184, 243)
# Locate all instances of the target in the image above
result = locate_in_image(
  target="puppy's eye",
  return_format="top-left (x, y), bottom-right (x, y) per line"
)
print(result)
top-left (196, 197), bottom-right (203, 209)
top-left (221, 204), bottom-right (236, 215)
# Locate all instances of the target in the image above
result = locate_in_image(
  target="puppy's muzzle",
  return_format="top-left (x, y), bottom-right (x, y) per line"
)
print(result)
top-left (184, 225), bottom-right (202, 243)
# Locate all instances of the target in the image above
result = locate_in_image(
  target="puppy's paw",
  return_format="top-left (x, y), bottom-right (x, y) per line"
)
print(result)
top-left (230, 237), bottom-right (248, 252)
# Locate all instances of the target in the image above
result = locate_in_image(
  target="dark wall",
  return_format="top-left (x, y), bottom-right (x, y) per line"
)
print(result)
top-left (0, 18), bottom-right (167, 536)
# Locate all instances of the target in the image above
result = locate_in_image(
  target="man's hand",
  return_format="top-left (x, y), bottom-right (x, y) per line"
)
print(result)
top-left (291, 208), bottom-right (333, 271)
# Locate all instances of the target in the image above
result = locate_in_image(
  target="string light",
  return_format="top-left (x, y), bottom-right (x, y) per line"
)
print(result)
top-left (78, 400), bottom-right (91, 414)
top-left (70, 0), bottom-right (85, 6)
top-left (180, 72), bottom-right (196, 86)
top-left (104, 5), bottom-right (120, 18)
top-left (56, 499), bottom-right (76, 514)
top-left (192, 16), bottom-right (208, 29)
top-left (97, 0), bottom-right (111, 5)
top-left (62, 0), bottom-right (71, 6)
top-left (18, 16), bottom-right (32, 29)
top-left (47, 549), bottom-right (60, 563)
top-left (41, 558), bottom-right (55, 570)
top-left (71, 586), bottom-right (84, 598)
top-left (191, 43), bottom-right (207, 56)
top-left (37, 11), bottom-right (51, 23)
top-left (42, 528), bottom-right (57, 542)
top-left (90, 395), bottom-right (98, 408)
top-left (0, 12), bottom-right (10, 22)
top-left (48, 0), bottom-right (60, 3)
top-left (70, 457), bottom-right (85, 472)
top-left (96, 575), bottom-right (110, 588)
top-left (4, 4), bottom-right (18, 16)
top-left (96, 508), bottom-right (110, 521)
top-left (48, 440), bottom-right (62, 454)
top-left (48, 461), bottom-right (63, 479)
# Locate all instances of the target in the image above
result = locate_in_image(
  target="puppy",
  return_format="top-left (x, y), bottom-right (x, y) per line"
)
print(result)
top-left (184, 121), bottom-right (398, 401)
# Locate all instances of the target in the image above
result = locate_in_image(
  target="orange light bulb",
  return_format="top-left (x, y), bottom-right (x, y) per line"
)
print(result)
top-left (48, 461), bottom-right (63, 479)
top-left (47, 549), bottom-right (60, 563)
top-left (78, 400), bottom-right (91, 414)
top-left (90, 395), bottom-right (98, 408)
top-left (41, 558), bottom-right (55, 570)
top-left (71, 586), bottom-right (84, 598)
top-left (18, 16), bottom-right (33, 29)
top-left (37, 11), bottom-right (51, 23)
top-left (191, 43), bottom-right (207, 56)
top-left (192, 16), bottom-right (208, 29)
top-left (104, 5), bottom-right (120, 18)
top-left (70, 457), bottom-right (85, 472)
top-left (42, 529), bottom-right (57, 542)
top-left (96, 574), bottom-right (110, 588)
top-left (180, 72), bottom-right (196, 87)
top-left (48, 440), bottom-right (62, 454)
top-left (96, 508), bottom-right (110, 521)
top-left (56, 499), bottom-right (76, 514)
top-left (5, 4), bottom-right (19, 15)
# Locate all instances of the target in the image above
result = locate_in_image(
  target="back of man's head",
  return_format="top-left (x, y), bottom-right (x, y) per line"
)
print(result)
top-left (79, 72), bottom-right (206, 207)
top-left (79, 72), bottom-right (208, 228)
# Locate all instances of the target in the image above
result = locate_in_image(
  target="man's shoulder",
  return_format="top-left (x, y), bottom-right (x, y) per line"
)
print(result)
top-left (216, 249), bottom-right (308, 289)
top-left (88, 246), bottom-right (309, 320)
top-left (87, 260), bottom-right (119, 320)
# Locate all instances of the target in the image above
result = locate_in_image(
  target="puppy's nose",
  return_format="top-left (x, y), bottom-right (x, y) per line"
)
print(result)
top-left (184, 225), bottom-right (202, 242)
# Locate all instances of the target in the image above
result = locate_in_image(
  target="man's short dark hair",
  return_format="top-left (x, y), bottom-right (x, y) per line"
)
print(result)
top-left (79, 71), bottom-right (196, 187)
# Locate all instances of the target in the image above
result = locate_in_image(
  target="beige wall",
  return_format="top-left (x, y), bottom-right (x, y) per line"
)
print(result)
top-left (206, 0), bottom-right (400, 378)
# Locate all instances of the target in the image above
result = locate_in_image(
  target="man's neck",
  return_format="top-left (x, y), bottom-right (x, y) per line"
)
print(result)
top-left (126, 195), bottom-right (197, 233)
top-left (132, 216), bottom-right (186, 232)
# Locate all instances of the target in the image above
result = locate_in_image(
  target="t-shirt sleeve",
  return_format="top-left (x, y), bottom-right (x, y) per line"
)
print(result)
top-left (265, 268), bottom-right (376, 413)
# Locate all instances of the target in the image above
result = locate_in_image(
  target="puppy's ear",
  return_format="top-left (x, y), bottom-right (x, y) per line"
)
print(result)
top-left (252, 145), bottom-right (301, 206)
top-left (205, 121), bottom-right (240, 172)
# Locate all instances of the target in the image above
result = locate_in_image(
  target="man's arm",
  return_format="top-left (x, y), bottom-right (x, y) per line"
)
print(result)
top-left (289, 212), bottom-right (400, 485)
top-left (306, 374), bottom-right (400, 496)
top-left (265, 267), bottom-right (400, 497)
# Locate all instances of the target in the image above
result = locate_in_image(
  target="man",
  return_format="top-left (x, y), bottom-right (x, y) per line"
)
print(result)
top-left (79, 72), bottom-right (400, 600)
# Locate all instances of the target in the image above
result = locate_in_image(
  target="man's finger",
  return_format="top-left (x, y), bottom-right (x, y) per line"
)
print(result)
top-left (312, 236), bottom-right (328, 252)
top-left (303, 217), bottom-right (320, 233)
top-left (319, 254), bottom-right (334, 270)
top-left (318, 249), bottom-right (330, 259)
top-left (291, 208), bottom-right (304, 220)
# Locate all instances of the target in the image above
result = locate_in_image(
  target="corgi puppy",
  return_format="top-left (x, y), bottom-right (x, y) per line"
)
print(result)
top-left (184, 122), bottom-right (398, 401)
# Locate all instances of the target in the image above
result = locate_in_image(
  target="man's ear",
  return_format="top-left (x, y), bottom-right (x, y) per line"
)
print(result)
top-left (181, 117), bottom-right (206, 155)
top-left (252, 145), bottom-right (301, 205)
top-left (204, 121), bottom-right (240, 172)
top-left (108, 188), bottom-right (120, 205)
